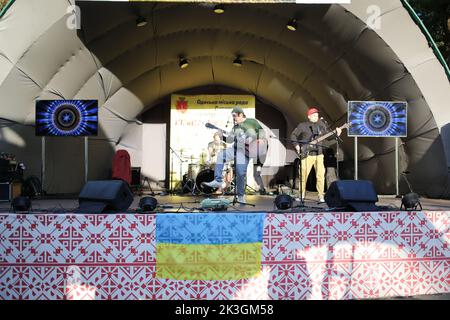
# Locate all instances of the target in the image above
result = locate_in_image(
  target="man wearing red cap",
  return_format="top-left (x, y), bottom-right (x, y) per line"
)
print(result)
top-left (290, 107), bottom-right (341, 203)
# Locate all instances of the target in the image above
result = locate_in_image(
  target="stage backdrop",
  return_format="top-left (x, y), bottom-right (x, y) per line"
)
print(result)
top-left (170, 94), bottom-right (256, 190)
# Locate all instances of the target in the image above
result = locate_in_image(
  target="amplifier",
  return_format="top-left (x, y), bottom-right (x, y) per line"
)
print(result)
top-left (0, 182), bottom-right (22, 201)
top-left (0, 182), bottom-right (11, 201)
top-left (131, 167), bottom-right (141, 186)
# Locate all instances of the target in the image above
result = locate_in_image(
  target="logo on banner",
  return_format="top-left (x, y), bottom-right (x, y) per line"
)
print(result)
top-left (176, 97), bottom-right (188, 113)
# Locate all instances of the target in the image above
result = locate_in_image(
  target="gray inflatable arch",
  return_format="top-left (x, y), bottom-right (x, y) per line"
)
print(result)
top-left (0, 0), bottom-right (449, 197)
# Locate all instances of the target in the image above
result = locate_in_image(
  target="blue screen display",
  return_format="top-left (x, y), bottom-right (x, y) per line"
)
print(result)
top-left (36, 100), bottom-right (98, 136)
top-left (348, 101), bottom-right (407, 137)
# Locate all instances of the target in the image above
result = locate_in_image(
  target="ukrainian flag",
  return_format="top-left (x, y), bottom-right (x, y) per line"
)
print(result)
top-left (156, 213), bottom-right (265, 280)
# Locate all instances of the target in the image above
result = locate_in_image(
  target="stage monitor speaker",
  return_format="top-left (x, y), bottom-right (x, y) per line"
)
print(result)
top-left (325, 180), bottom-right (378, 211)
top-left (12, 196), bottom-right (31, 212)
top-left (274, 194), bottom-right (293, 210)
top-left (78, 180), bottom-right (133, 213)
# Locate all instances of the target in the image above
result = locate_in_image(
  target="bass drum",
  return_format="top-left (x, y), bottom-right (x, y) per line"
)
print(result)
top-left (195, 169), bottom-right (217, 194)
top-left (187, 163), bottom-right (201, 180)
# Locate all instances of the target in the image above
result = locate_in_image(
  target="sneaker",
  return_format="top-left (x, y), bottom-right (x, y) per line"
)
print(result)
top-left (237, 196), bottom-right (246, 203)
top-left (259, 189), bottom-right (267, 195)
top-left (295, 194), bottom-right (306, 202)
top-left (202, 180), bottom-right (224, 189)
top-left (318, 196), bottom-right (325, 203)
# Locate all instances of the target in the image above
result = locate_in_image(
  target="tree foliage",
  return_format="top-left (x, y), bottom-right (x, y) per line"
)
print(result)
top-left (0, 0), bottom-right (9, 13)
top-left (408, 0), bottom-right (450, 66)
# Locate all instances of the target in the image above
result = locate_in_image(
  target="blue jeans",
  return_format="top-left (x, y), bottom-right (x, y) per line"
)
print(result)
top-left (214, 147), bottom-right (249, 197)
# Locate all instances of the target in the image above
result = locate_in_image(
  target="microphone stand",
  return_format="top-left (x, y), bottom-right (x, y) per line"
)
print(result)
top-left (274, 136), bottom-right (330, 207)
top-left (169, 146), bottom-right (185, 194)
top-left (320, 118), bottom-right (342, 179)
top-left (336, 135), bottom-right (340, 180)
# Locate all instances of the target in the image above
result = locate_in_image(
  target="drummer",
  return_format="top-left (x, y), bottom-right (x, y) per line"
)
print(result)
top-left (207, 132), bottom-right (226, 166)
top-left (206, 132), bottom-right (228, 194)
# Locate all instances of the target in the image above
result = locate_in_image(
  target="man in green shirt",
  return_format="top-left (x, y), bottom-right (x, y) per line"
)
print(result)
top-left (202, 107), bottom-right (268, 203)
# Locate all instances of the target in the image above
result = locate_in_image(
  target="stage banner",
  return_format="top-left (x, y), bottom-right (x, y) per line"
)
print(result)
top-left (170, 94), bottom-right (255, 190)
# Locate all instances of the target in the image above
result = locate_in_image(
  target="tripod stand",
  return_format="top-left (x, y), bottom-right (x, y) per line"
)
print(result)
top-left (276, 136), bottom-right (329, 207)
top-left (142, 176), bottom-right (155, 196)
top-left (225, 164), bottom-right (261, 195)
top-left (169, 147), bottom-right (188, 194)
top-left (320, 118), bottom-right (343, 180)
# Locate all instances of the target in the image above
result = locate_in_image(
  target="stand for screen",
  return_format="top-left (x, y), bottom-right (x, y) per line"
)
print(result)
top-left (354, 136), bottom-right (400, 196)
top-left (41, 137), bottom-right (45, 195)
top-left (84, 136), bottom-right (88, 185)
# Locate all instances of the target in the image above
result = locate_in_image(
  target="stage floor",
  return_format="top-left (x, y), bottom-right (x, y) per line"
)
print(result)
top-left (1, 191), bottom-right (450, 213)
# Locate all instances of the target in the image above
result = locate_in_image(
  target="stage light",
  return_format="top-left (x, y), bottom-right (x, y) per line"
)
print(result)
top-left (179, 57), bottom-right (189, 69)
top-left (233, 57), bottom-right (242, 67)
top-left (213, 5), bottom-right (225, 14)
top-left (401, 192), bottom-right (422, 211)
top-left (136, 16), bottom-right (147, 27)
top-left (12, 196), bottom-right (31, 212)
top-left (286, 19), bottom-right (297, 31)
top-left (274, 194), bottom-right (293, 210)
top-left (139, 196), bottom-right (158, 212)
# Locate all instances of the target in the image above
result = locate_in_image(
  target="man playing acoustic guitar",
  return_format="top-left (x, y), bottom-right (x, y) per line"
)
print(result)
top-left (203, 106), bottom-right (267, 203)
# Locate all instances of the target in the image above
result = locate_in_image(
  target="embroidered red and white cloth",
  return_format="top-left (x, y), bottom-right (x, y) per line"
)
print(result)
top-left (0, 211), bottom-right (448, 300)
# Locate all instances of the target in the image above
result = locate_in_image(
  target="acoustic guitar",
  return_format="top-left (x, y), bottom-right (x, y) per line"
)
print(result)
top-left (205, 122), bottom-right (268, 160)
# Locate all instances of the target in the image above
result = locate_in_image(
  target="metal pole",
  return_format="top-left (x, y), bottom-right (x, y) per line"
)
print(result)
top-left (84, 137), bottom-right (88, 184)
top-left (41, 136), bottom-right (45, 194)
top-left (354, 136), bottom-right (358, 180)
top-left (395, 137), bottom-right (399, 196)
top-left (336, 136), bottom-right (340, 180)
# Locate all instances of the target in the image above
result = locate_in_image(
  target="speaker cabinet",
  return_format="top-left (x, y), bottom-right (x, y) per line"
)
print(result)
top-left (78, 180), bottom-right (133, 213)
top-left (325, 180), bottom-right (378, 211)
top-left (0, 182), bottom-right (21, 201)
top-left (0, 183), bottom-right (10, 202)
top-left (131, 167), bottom-right (141, 186)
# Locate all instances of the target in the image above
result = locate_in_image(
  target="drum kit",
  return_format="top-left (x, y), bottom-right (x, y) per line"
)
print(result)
top-left (173, 151), bottom-right (234, 195)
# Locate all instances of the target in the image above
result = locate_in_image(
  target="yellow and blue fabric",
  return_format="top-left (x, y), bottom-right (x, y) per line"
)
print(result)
top-left (156, 213), bottom-right (265, 280)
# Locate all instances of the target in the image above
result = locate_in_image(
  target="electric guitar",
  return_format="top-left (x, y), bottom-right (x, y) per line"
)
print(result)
top-left (205, 122), bottom-right (268, 159)
top-left (298, 123), bottom-right (349, 158)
